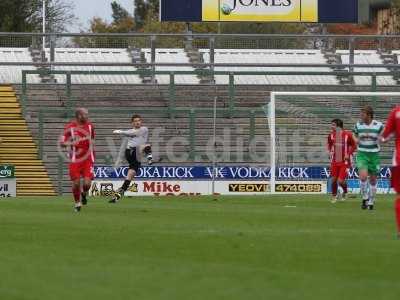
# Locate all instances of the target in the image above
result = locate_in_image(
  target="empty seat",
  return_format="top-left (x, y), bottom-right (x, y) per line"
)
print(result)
top-left (46, 48), bottom-right (142, 84)
top-left (0, 48), bottom-right (40, 84)
top-left (338, 50), bottom-right (395, 86)
top-left (200, 49), bottom-right (339, 85)
top-left (142, 48), bottom-right (199, 84)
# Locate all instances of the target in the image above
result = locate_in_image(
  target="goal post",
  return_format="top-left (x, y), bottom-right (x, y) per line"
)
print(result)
top-left (268, 91), bottom-right (400, 195)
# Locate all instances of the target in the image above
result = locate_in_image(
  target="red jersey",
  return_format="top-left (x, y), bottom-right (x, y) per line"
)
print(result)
top-left (327, 129), bottom-right (356, 164)
top-left (62, 121), bottom-right (95, 163)
top-left (382, 106), bottom-right (400, 166)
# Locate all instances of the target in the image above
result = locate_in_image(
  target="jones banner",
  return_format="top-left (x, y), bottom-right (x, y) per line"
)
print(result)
top-left (160, 0), bottom-right (358, 23)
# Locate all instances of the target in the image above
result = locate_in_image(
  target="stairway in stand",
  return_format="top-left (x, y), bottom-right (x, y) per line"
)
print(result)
top-left (0, 85), bottom-right (56, 196)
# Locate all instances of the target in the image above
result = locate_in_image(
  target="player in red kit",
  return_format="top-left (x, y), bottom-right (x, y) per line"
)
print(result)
top-left (380, 106), bottom-right (400, 237)
top-left (327, 119), bottom-right (356, 203)
top-left (61, 108), bottom-right (95, 212)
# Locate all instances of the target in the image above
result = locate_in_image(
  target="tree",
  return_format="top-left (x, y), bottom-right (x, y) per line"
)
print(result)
top-left (389, 0), bottom-right (400, 33)
top-left (0, 0), bottom-right (36, 32)
top-left (134, 0), bottom-right (149, 29)
top-left (111, 1), bottom-right (130, 24)
top-left (74, 2), bottom-right (136, 48)
top-left (0, 0), bottom-right (75, 33)
top-left (134, 0), bottom-right (160, 29)
top-left (44, 0), bottom-right (76, 32)
top-left (147, 0), bottom-right (159, 13)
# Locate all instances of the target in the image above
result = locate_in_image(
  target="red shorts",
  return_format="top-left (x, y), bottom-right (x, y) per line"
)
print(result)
top-left (331, 163), bottom-right (349, 181)
top-left (69, 160), bottom-right (94, 181)
top-left (392, 166), bottom-right (400, 193)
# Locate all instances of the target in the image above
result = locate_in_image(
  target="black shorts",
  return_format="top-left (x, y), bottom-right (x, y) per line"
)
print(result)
top-left (125, 148), bottom-right (141, 173)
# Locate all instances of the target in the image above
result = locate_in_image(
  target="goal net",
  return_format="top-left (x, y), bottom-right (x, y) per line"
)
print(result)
top-left (268, 92), bottom-right (400, 194)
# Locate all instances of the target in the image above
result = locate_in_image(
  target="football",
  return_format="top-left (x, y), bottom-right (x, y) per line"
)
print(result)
top-left (221, 3), bottom-right (233, 15)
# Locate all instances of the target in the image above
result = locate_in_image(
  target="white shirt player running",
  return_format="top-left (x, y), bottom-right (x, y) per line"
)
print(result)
top-left (113, 127), bottom-right (149, 149)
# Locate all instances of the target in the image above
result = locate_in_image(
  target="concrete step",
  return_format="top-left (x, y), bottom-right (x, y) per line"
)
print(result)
top-left (0, 148), bottom-right (38, 154)
top-left (3, 160), bottom-right (43, 165)
top-left (0, 92), bottom-right (16, 97)
top-left (0, 103), bottom-right (19, 108)
top-left (0, 86), bottom-right (13, 92)
top-left (0, 97), bottom-right (19, 102)
top-left (0, 108), bottom-right (21, 114)
top-left (0, 118), bottom-right (25, 123)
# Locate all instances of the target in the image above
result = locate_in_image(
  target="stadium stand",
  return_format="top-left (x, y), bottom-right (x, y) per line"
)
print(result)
top-left (17, 84), bottom-right (268, 193)
top-left (337, 50), bottom-right (396, 85)
top-left (273, 93), bottom-right (399, 167)
top-left (19, 81), bottom-right (395, 192)
top-left (0, 85), bottom-right (56, 196)
top-left (0, 37), bottom-right (399, 195)
top-left (142, 48), bottom-right (200, 84)
top-left (0, 48), bottom-right (40, 84)
top-left (199, 49), bottom-right (339, 85)
top-left (390, 50), bottom-right (400, 84)
top-left (44, 48), bottom-right (142, 84)
top-left (1, 47), bottom-right (400, 86)
top-left (16, 83), bottom-right (399, 194)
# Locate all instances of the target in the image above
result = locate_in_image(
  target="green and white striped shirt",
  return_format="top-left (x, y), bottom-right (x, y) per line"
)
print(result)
top-left (353, 120), bottom-right (384, 153)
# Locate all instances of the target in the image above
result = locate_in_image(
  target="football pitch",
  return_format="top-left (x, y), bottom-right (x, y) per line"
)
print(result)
top-left (0, 195), bottom-right (399, 300)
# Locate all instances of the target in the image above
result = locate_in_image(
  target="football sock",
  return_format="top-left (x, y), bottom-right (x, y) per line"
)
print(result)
top-left (72, 186), bottom-right (81, 204)
top-left (395, 197), bottom-right (400, 233)
top-left (360, 180), bottom-right (369, 200)
top-left (143, 145), bottom-right (153, 161)
top-left (121, 179), bottom-right (131, 192)
top-left (340, 181), bottom-right (348, 195)
top-left (332, 181), bottom-right (337, 197)
top-left (82, 183), bottom-right (90, 195)
top-left (143, 145), bottom-right (152, 155)
top-left (368, 183), bottom-right (377, 205)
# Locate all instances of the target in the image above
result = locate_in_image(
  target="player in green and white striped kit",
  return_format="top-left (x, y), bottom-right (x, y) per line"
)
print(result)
top-left (353, 106), bottom-right (384, 210)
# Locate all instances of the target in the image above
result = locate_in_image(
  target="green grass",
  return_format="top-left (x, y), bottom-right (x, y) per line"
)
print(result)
top-left (0, 195), bottom-right (399, 300)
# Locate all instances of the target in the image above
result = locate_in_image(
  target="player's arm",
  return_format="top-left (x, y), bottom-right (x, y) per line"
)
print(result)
top-left (113, 129), bottom-right (138, 136)
top-left (89, 124), bottom-right (96, 151)
top-left (113, 128), bottom-right (147, 137)
top-left (60, 124), bottom-right (71, 147)
top-left (348, 134), bottom-right (357, 156)
top-left (90, 124), bottom-right (95, 140)
top-left (381, 109), bottom-right (396, 143)
top-left (327, 134), bottom-right (333, 154)
top-left (346, 133), bottom-right (357, 162)
top-left (352, 124), bottom-right (359, 145)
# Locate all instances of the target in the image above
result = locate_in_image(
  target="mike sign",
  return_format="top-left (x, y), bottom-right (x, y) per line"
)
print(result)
top-left (160, 0), bottom-right (358, 23)
top-left (89, 180), bottom-right (327, 196)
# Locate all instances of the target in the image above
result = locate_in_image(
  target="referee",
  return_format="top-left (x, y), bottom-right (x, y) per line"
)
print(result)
top-left (109, 114), bottom-right (152, 203)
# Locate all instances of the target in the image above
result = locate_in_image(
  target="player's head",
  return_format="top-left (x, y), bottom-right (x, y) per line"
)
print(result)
top-left (361, 106), bottom-right (374, 123)
top-left (131, 114), bottom-right (142, 129)
top-left (331, 119), bottom-right (343, 131)
top-left (75, 107), bottom-right (88, 124)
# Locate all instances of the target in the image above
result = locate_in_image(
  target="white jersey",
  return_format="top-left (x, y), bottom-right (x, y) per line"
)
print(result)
top-left (353, 120), bottom-right (383, 153)
top-left (119, 127), bottom-right (149, 149)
